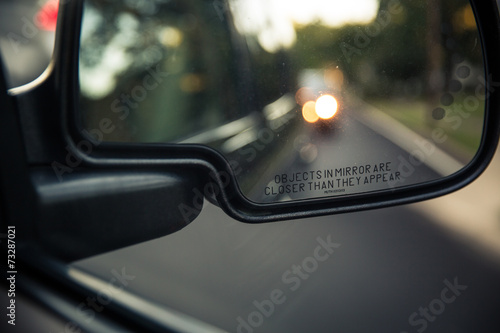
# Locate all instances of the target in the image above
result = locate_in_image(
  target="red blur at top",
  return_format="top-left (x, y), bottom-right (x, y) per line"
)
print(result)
top-left (36, 0), bottom-right (59, 32)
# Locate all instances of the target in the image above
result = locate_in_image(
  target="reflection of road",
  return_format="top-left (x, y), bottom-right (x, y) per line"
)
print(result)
top-left (74, 200), bottom-right (500, 333)
top-left (247, 112), bottom-right (441, 202)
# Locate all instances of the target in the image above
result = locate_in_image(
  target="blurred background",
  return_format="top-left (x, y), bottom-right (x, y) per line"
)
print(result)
top-left (0, 0), bottom-right (57, 87)
top-left (1, 0), bottom-right (500, 332)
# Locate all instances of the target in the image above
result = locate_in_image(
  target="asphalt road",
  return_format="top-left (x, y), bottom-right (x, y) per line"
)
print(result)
top-left (73, 195), bottom-right (500, 333)
top-left (245, 108), bottom-right (444, 203)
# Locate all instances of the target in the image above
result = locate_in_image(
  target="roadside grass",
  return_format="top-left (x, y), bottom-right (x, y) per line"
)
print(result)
top-left (368, 95), bottom-right (484, 161)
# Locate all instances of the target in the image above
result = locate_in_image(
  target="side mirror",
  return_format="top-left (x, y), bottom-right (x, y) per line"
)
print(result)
top-left (19, 0), bottom-right (500, 224)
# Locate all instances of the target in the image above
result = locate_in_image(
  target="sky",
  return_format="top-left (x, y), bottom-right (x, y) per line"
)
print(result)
top-left (230, 0), bottom-right (379, 52)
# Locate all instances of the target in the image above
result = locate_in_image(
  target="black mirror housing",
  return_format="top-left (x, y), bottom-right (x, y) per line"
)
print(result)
top-left (24, 0), bottom-right (500, 224)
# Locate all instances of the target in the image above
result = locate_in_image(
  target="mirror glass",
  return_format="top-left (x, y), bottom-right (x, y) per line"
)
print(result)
top-left (79, 0), bottom-right (485, 203)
